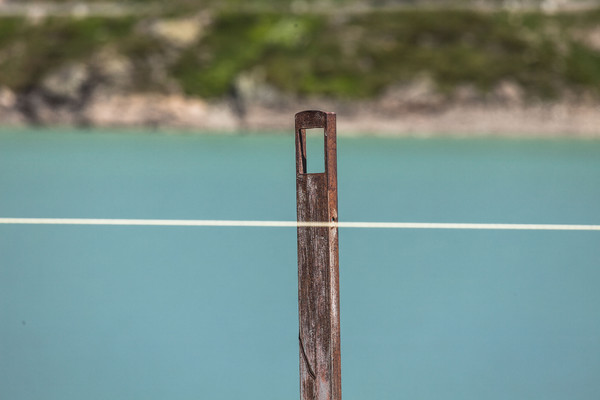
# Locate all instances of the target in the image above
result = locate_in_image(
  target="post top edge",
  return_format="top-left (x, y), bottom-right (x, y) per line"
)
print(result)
top-left (295, 110), bottom-right (336, 118)
top-left (295, 110), bottom-right (336, 130)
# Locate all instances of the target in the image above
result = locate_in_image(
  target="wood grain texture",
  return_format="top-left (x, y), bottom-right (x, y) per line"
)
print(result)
top-left (295, 110), bottom-right (341, 400)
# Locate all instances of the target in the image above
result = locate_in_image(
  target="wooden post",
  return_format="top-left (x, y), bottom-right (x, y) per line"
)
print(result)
top-left (295, 110), bottom-right (341, 400)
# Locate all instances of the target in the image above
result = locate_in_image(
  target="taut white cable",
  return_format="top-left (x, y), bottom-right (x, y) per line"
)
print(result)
top-left (1, 218), bottom-right (600, 231)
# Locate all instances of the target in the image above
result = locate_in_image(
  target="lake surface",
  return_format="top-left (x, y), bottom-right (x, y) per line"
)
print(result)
top-left (1, 128), bottom-right (600, 400)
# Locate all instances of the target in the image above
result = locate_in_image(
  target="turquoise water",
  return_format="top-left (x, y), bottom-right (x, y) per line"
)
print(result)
top-left (1, 129), bottom-right (600, 400)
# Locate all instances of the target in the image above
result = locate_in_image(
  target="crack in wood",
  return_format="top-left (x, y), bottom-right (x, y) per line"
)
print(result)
top-left (299, 334), bottom-right (317, 380)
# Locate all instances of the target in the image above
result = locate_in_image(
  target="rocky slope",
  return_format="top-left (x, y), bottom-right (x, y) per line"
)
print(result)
top-left (1, 6), bottom-right (600, 136)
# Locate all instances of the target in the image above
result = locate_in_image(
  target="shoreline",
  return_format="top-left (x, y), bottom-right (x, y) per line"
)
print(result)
top-left (2, 93), bottom-right (600, 138)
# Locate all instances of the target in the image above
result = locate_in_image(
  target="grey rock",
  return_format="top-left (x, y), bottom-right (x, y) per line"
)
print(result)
top-left (491, 80), bottom-right (524, 105)
top-left (233, 69), bottom-right (284, 107)
top-left (0, 85), bottom-right (16, 108)
top-left (89, 48), bottom-right (134, 92)
top-left (453, 84), bottom-right (482, 104)
top-left (145, 13), bottom-right (211, 48)
top-left (379, 76), bottom-right (444, 112)
top-left (40, 62), bottom-right (89, 102)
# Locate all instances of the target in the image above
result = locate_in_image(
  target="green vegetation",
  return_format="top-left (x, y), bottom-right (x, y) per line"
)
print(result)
top-left (1, 7), bottom-right (600, 99)
top-left (173, 8), bottom-right (600, 99)
top-left (0, 17), bottom-right (136, 91)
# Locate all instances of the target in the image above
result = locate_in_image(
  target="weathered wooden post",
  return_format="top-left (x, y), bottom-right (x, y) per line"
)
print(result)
top-left (295, 110), bottom-right (341, 400)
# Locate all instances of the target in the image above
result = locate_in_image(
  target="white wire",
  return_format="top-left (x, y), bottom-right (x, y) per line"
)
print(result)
top-left (1, 218), bottom-right (600, 231)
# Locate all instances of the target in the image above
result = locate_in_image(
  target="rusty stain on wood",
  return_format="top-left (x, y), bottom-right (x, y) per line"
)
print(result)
top-left (295, 110), bottom-right (341, 400)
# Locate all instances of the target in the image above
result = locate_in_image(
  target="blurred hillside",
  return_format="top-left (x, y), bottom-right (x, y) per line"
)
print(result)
top-left (0, 1), bottom-right (597, 9)
top-left (1, 1), bottom-right (600, 135)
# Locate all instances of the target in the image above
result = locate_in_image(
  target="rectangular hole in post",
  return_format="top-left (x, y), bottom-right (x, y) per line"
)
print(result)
top-left (305, 128), bottom-right (325, 173)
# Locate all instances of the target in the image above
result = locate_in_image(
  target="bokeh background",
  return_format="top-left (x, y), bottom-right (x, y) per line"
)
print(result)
top-left (1, 0), bottom-right (600, 134)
